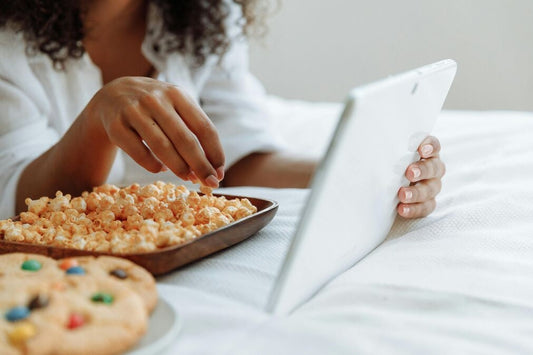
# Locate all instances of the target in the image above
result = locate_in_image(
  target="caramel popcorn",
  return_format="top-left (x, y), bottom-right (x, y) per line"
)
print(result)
top-left (0, 182), bottom-right (257, 254)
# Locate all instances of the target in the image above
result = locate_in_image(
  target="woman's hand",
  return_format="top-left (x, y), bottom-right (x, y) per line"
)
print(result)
top-left (17, 77), bottom-right (225, 213)
top-left (83, 77), bottom-right (225, 187)
top-left (397, 136), bottom-right (445, 218)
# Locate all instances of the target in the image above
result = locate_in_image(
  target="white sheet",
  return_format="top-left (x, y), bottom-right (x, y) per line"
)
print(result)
top-left (157, 100), bottom-right (533, 354)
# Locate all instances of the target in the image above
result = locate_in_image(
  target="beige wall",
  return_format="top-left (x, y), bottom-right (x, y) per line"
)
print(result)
top-left (249, 0), bottom-right (533, 110)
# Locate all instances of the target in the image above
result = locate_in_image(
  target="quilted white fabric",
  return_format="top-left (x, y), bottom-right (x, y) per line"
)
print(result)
top-left (157, 100), bottom-right (533, 354)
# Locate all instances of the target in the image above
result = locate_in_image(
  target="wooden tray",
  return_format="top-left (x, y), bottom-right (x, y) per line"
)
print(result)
top-left (0, 194), bottom-right (278, 276)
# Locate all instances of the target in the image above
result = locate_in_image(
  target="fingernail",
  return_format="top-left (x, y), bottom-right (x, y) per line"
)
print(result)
top-left (421, 144), bottom-right (433, 157)
top-left (206, 175), bottom-right (219, 188)
top-left (160, 165), bottom-right (169, 172)
top-left (216, 166), bottom-right (225, 180)
top-left (402, 206), bottom-right (410, 215)
top-left (404, 190), bottom-right (413, 201)
top-left (411, 167), bottom-right (421, 179)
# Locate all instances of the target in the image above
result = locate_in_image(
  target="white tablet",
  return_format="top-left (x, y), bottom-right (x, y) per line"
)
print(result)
top-left (266, 60), bottom-right (457, 315)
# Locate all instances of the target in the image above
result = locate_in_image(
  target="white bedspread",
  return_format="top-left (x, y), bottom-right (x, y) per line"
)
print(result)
top-left (156, 99), bottom-right (533, 354)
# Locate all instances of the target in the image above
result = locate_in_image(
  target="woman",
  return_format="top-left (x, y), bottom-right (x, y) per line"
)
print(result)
top-left (0, 0), bottom-right (445, 219)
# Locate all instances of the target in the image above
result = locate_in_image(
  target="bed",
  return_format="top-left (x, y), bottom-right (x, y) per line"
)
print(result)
top-left (154, 97), bottom-right (533, 354)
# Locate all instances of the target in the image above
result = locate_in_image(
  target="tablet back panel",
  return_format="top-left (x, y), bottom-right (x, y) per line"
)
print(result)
top-left (267, 60), bottom-right (457, 315)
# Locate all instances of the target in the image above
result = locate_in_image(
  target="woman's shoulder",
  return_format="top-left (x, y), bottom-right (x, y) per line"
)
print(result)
top-left (0, 26), bottom-right (51, 125)
top-left (0, 26), bottom-right (27, 54)
top-left (0, 26), bottom-right (37, 75)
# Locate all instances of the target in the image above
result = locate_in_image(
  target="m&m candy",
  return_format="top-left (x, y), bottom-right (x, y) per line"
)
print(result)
top-left (109, 269), bottom-right (128, 280)
top-left (21, 260), bottom-right (42, 272)
top-left (28, 294), bottom-right (49, 310)
top-left (67, 313), bottom-right (84, 329)
top-left (59, 258), bottom-right (78, 270)
top-left (5, 306), bottom-right (30, 322)
top-left (91, 293), bottom-right (114, 304)
top-left (8, 322), bottom-right (36, 344)
top-left (65, 266), bottom-right (86, 275)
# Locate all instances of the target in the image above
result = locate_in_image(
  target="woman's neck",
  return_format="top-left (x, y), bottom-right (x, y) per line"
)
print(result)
top-left (82, 0), bottom-right (153, 84)
top-left (84, 0), bottom-right (147, 39)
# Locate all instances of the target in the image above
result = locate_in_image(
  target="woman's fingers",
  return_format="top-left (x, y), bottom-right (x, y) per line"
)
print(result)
top-left (417, 135), bottom-right (441, 159)
top-left (405, 157), bottom-right (446, 183)
top-left (108, 123), bottom-right (164, 174)
top-left (126, 109), bottom-right (191, 181)
top-left (398, 178), bottom-right (442, 204)
top-left (397, 199), bottom-right (437, 218)
top-left (147, 99), bottom-right (220, 186)
top-left (166, 87), bottom-right (225, 171)
top-left (136, 85), bottom-right (225, 186)
top-left (397, 136), bottom-right (445, 219)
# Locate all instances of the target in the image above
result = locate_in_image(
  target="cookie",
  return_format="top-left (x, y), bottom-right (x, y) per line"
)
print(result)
top-left (54, 277), bottom-right (147, 355)
top-left (0, 279), bottom-right (66, 355)
top-left (0, 253), bottom-right (154, 355)
top-left (61, 256), bottom-right (158, 313)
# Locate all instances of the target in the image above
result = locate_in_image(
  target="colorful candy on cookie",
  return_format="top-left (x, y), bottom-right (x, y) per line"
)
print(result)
top-left (28, 294), bottom-right (49, 310)
top-left (91, 292), bottom-right (114, 304)
top-left (7, 321), bottom-right (37, 344)
top-left (5, 306), bottom-right (30, 322)
top-left (109, 268), bottom-right (128, 279)
top-left (21, 259), bottom-right (42, 272)
top-left (67, 313), bottom-right (85, 330)
top-left (65, 266), bottom-right (86, 275)
top-left (59, 258), bottom-right (78, 270)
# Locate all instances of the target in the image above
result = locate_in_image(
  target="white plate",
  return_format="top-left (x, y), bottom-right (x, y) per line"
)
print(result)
top-left (126, 298), bottom-right (182, 355)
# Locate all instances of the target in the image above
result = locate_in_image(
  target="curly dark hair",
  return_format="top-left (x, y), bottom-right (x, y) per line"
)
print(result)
top-left (0, 0), bottom-right (264, 69)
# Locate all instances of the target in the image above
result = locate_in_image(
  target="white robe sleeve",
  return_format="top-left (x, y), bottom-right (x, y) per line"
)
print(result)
top-left (199, 36), bottom-right (287, 170)
top-left (0, 30), bottom-right (58, 218)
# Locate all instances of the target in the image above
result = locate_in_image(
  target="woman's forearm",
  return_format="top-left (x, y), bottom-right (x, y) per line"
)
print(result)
top-left (223, 152), bottom-right (317, 188)
top-left (15, 111), bottom-right (116, 214)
